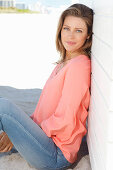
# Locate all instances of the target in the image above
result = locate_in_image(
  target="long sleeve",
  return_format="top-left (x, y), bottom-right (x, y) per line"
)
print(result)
top-left (41, 61), bottom-right (91, 143)
top-left (32, 55), bottom-right (91, 163)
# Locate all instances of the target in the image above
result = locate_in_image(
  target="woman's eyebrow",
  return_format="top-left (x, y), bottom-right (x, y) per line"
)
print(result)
top-left (63, 24), bottom-right (83, 29)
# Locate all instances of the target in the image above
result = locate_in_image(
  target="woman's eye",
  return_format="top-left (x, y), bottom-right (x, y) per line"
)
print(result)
top-left (76, 30), bottom-right (82, 33)
top-left (63, 27), bottom-right (69, 30)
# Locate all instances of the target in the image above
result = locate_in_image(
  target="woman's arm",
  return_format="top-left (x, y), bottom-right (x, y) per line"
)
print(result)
top-left (41, 61), bottom-right (91, 139)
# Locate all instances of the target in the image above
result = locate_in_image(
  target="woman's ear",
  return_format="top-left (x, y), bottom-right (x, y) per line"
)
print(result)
top-left (87, 35), bottom-right (90, 39)
top-left (87, 32), bottom-right (93, 39)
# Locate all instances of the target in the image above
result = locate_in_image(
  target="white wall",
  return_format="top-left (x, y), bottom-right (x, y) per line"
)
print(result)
top-left (79, 0), bottom-right (113, 170)
top-left (0, 13), bottom-right (60, 89)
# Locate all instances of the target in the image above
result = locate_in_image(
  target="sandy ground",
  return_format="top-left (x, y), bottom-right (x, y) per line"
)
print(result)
top-left (0, 86), bottom-right (92, 170)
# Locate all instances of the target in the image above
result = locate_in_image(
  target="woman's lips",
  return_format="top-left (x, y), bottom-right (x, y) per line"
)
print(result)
top-left (66, 41), bottom-right (76, 45)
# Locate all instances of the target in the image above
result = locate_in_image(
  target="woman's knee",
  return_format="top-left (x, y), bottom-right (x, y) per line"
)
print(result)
top-left (0, 97), bottom-right (12, 114)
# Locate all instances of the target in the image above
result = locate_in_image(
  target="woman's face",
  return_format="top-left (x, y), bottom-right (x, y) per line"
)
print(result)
top-left (61, 15), bottom-right (89, 57)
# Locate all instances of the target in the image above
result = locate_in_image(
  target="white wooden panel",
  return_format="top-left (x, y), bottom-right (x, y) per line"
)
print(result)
top-left (90, 78), bottom-right (108, 139)
top-left (92, 15), bottom-right (113, 48)
top-left (92, 0), bottom-right (113, 15)
top-left (107, 113), bottom-right (113, 142)
top-left (106, 142), bottom-right (113, 170)
top-left (88, 97), bottom-right (107, 165)
top-left (91, 55), bottom-right (111, 107)
top-left (109, 82), bottom-right (113, 111)
top-left (78, 1), bottom-right (113, 170)
top-left (88, 111), bottom-right (106, 167)
top-left (87, 135), bottom-right (99, 170)
top-left (87, 118), bottom-right (106, 170)
top-left (89, 83), bottom-right (108, 140)
top-left (92, 36), bottom-right (113, 80)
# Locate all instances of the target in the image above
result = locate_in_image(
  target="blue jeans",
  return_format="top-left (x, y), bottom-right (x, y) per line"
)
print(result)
top-left (0, 97), bottom-right (72, 170)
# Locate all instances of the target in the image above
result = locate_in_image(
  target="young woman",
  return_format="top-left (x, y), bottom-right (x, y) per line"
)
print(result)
top-left (0, 3), bottom-right (93, 170)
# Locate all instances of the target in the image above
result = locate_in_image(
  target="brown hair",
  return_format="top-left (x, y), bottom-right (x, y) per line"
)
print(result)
top-left (55, 3), bottom-right (94, 64)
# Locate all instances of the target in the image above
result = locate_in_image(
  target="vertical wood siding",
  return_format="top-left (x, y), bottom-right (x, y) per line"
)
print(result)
top-left (79, 0), bottom-right (113, 169)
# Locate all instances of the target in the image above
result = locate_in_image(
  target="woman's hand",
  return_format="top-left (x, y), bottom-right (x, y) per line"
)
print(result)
top-left (0, 132), bottom-right (13, 152)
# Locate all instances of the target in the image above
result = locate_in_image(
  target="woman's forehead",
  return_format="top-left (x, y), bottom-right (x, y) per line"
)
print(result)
top-left (63, 16), bottom-right (87, 29)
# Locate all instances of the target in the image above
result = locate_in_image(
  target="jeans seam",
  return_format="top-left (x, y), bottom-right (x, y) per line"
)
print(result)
top-left (0, 113), bottom-right (54, 157)
top-left (42, 164), bottom-right (71, 170)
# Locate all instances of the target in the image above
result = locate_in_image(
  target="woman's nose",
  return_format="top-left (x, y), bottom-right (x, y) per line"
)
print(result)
top-left (68, 31), bottom-right (75, 38)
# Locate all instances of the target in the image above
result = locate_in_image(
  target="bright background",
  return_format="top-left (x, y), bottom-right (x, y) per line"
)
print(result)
top-left (17, 0), bottom-right (71, 7)
top-left (0, 0), bottom-right (79, 89)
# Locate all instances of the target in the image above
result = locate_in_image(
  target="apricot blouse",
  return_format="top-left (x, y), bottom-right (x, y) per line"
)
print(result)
top-left (31, 55), bottom-right (91, 163)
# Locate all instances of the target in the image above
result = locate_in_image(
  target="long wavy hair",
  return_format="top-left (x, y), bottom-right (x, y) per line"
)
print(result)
top-left (55, 3), bottom-right (94, 64)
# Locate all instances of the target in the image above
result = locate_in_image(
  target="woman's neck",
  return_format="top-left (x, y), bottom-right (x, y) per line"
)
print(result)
top-left (65, 51), bottom-right (86, 61)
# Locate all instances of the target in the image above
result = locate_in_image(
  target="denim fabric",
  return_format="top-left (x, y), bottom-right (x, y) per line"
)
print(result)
top-left (0, 97), bottom-right (71, 170)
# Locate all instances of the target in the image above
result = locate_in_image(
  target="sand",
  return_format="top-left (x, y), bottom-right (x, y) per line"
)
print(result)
top-left (0, 86), bottom-right (91, 170)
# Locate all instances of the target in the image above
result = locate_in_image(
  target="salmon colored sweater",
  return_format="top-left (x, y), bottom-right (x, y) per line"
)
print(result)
top-left (31, 55), bottom-right (91, 163)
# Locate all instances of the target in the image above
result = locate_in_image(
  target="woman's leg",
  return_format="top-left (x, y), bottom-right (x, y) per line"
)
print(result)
top-left (0, 97), bottom-right (71, 170)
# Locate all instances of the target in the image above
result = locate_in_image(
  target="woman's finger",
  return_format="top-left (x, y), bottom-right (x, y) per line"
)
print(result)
top-left (0, 142), bottom-right (13, 152)
top-left (0, 140), bottom-right (13, 152)
top-left (0, 132), bottom-right (6, 139)
top-left (0, 134), bottom-right (8, 146)
top-left (0, 140), bottom-right (9, 152)
top-left (0, 135), bottom-right (5, 150)
top-left (0, 132), bottom-right (13, 152)
top-left (0, 146), bottom-right (9, 152)
top-left (7, 144), bottom-right (13, 152)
